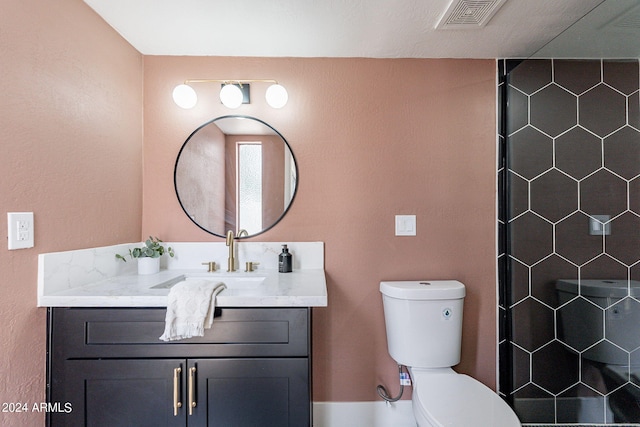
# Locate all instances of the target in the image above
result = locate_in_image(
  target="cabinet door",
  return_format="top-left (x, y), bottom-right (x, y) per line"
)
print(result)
top-left (188, 358), bottom-right (310, 427)
top-left (50, 359), bottom-right (186, 427)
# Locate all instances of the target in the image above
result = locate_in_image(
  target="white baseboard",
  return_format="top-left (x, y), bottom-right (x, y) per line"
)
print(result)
top-left (313, 401), bottom-right (416, 427)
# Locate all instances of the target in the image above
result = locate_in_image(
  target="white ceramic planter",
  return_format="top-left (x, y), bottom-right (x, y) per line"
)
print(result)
top-left (137, 257), bottom-right (160, 275)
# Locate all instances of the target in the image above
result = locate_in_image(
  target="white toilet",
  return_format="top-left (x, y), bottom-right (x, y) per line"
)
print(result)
top-left (380, 280), bottom-right (521, 426)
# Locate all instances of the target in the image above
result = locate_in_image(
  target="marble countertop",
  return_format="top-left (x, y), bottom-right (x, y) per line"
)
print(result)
top-left (38, 268), bottom-right (327, 307)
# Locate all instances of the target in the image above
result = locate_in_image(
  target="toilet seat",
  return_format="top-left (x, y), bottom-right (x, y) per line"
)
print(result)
top-left (411, 368), bottom-right (520, 427)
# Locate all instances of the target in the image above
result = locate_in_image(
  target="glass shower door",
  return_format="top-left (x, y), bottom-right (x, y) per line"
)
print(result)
top-left (500, 58), bottom-right (640, 425)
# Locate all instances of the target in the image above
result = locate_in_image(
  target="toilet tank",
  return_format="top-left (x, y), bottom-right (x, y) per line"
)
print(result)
top-left (380, 281), bottom-right (465, 368)
top-left (556, 279), bottom-right (640, 366)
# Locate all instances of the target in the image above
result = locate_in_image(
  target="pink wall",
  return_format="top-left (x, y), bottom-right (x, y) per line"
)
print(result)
top-left (1, 1), bottom-right (497, 416)
top-left (143, 56), bottom-right (497, 401)
top-left (0, 1), bottom-right (143, 424)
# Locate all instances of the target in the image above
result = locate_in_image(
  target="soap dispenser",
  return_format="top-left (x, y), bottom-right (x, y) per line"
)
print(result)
top-left (279, 244), bottom-right (293, 273)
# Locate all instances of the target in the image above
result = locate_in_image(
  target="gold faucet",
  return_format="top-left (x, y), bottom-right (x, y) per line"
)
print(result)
top-left (226, 230), bottom-right (236, 272)
top-left (226, 229), bottom-right (248, 272)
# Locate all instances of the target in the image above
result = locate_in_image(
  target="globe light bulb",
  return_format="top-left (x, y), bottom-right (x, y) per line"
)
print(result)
top-left (265, 84), bottom-right (288, 108)
top-left (220, 84), bottom-right (243, 109)
top-left (172, 84), bottom-right (197, 109)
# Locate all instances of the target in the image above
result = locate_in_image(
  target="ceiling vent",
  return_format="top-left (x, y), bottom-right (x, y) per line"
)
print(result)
top-left (436, 0), bottom-right (508, 29)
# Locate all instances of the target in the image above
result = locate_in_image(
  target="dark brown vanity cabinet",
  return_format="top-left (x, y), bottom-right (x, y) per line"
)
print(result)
top-left (47, 307), bottom-right (311, 426)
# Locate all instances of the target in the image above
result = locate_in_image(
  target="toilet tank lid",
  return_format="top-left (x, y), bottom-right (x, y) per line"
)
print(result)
top-left (556, 279), bottom-right (640, 298)
top-left (380, 280), bottom-right (465, 300)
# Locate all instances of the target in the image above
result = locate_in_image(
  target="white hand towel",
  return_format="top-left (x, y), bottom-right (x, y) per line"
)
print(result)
top-left (159, 280), bottom-right (226, 341)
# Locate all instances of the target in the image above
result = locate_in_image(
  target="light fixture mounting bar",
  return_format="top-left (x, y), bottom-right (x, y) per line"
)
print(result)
top-left (184, 79), bottom-right (279, 85)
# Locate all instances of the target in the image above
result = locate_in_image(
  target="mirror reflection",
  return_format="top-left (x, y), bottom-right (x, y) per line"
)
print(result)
top-left (530, 0), bottom-right (640, 58)
top-left (175, 115), bottom-right (297, 238)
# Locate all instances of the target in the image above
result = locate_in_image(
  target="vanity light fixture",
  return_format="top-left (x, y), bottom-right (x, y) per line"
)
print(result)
top-left (172, 79), bottom-right (288, 109)
top-left (219, 83), bottom-right (244, 109)
top-left (172, 84), bottom-right (198, 109)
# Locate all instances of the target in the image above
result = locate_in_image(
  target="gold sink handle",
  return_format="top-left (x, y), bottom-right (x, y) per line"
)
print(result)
top-left (201, 261), bottom-right (217, 272)
top-left (245, 262), bottom-right (260, 272)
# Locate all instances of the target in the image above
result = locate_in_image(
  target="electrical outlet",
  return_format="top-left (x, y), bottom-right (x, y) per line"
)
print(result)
top-left (589, 215), bottom-right (611, 236)
top-left (7, 212), bottom-right (34, 250)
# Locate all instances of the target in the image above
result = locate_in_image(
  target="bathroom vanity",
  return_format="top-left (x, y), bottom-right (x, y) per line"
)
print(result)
top-left (39, 242), bottom-right (327, 427)
top-left (48, 307), bottom-right (310, 426)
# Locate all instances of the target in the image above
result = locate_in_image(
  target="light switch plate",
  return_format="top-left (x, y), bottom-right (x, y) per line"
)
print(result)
top-left (395, 215), bottom-right (416, 236)
top-left (7, 212), bottom-right (34, 250)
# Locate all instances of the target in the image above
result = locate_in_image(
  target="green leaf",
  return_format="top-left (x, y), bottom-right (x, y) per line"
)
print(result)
top-left (116, 236), bottom-right (175, 261)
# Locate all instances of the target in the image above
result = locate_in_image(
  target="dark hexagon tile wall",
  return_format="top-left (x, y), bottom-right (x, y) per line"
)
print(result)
top-left (554, 60), bottom-right (601, 95)
top-left (509, 126), bottom-right (554, 179)
top-left (531, 255), bottom-right (578, 308)
top-left (605, 127), bottom-right (640, 180)
top-left (499, 59), bottom-right (640, 425)
top-left (580, 170), bottom-right (628, 216)
top-left (509, 213), bottom-right (554, 265)
top-left (530, 84), bottom-right (578, 137)
top-left (581, 255), bottom-right (628, 282)
top-left (530, 169), bottom-right (578, 223)
top-left (555, 212), bottom-right (604, 265)
top-left (555, 127), bottom-right (602, 180)
top-left (607, 213), bottom-right (640, 266)
top-left (532, 341), bottom-right (579, 395)
top-left (579, 85), bottom-right (627, 137)
top-left (630, 92), bottom-right (640, 130)
top-left (603, 61), bottom-right (640, 95)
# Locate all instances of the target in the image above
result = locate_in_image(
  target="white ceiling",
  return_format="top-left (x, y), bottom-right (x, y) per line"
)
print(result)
top-left (83, 0), bottom-right (613, 58)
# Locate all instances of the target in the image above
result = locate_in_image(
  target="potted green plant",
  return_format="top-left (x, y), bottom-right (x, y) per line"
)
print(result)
top-left (116, 236), bottom-right (175, 275)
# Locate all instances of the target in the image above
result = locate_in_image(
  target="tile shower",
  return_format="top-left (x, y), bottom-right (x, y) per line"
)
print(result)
top-left (498, 59), bottom-right (640, 425)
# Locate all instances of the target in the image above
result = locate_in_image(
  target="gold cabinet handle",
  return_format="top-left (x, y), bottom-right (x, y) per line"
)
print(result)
top-left (188, 366), bottom-right (197, 415)
top-left (173, 367), bottom-right (182, 416)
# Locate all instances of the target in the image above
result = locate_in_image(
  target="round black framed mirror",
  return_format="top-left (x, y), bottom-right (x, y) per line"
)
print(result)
top-left (174, 115), bottom-right (298, 238)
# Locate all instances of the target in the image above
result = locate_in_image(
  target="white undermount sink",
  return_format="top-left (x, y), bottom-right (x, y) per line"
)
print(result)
top-left (150, 273), bottom-right (267, 290)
